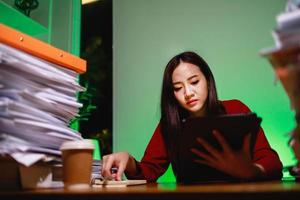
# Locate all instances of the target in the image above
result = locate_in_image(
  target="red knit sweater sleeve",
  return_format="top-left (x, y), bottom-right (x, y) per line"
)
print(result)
top-left (223, 99), bottom-right (283, 179)
top-left (125, 123), bottom-right (170, 182)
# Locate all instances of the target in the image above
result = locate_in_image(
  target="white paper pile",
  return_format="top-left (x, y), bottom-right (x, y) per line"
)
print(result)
top-left (261, 0), bottom-right (300, 54)
top-left (0, 43), bottom-right (84, 166)
top-left (273, 0), bottom-right (300, 48)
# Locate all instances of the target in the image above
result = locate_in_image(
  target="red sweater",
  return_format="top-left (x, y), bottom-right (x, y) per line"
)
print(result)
top-left (126, 99), bottom-right (283, 182)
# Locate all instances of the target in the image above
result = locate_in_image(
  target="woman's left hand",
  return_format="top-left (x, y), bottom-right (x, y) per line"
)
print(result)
top-left (191, 130), bottom-right (263, 180)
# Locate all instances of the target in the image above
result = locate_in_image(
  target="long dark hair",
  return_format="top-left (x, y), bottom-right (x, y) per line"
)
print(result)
top-left (160, 51), bottom-right (224, 167)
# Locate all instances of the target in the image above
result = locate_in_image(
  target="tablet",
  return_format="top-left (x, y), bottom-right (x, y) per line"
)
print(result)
top-left (176, 112), bottom-right (262, 183)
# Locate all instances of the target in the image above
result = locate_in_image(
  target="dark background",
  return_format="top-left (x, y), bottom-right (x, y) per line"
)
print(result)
top-left (80, 0), bottom-right (112, 156)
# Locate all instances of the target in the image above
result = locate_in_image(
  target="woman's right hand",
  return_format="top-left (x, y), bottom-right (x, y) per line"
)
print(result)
top-left (101, 152), bottom-right (136, 181)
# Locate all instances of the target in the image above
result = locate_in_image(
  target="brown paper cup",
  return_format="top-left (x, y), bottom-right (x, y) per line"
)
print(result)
top-left (60, 139), bottom-right (94, 190)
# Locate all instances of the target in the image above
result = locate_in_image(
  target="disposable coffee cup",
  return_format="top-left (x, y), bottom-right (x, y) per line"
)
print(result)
top-left (60, 139), bottom-right (94, 190)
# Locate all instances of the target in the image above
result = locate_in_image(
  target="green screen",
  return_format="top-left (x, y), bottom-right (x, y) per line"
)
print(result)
top-left (113, 0), bottom-right (295, 182)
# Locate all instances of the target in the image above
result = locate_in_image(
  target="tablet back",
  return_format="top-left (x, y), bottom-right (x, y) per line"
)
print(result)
top-left (176, 113), bottom-right (262, 183)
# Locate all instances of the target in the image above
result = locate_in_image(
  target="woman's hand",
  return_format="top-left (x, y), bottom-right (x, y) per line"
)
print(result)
top-left (191, 130), bottom-right (263, 180)
top-left (102, 152), bottom-right (136, 181)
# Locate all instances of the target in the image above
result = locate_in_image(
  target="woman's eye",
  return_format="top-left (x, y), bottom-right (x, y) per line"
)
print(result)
top-left (174, 87), bottom-right (181, 92)
top-left (191, 80), bottom-right (199, 85)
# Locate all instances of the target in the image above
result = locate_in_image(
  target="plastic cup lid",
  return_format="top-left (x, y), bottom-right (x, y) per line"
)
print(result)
top-left (60, 139), bottom-right (95, 150)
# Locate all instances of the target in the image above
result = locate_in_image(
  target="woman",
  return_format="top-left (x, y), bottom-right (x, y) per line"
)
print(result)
top-left (102, 51), bottom-right (283, 182)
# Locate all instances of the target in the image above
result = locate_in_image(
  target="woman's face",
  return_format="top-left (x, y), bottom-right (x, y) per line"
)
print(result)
top-left (172, 62), bottom-right (208, 117)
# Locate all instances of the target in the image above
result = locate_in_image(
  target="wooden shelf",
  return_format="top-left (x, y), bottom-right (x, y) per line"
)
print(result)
top-left (0, 24), bottom-right (86, 74)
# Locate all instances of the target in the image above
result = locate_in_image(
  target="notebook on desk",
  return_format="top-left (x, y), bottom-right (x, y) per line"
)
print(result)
top-left (92, 179), bottom-right (147, 188)
top-left (176, 113), bottom-right (262, 183)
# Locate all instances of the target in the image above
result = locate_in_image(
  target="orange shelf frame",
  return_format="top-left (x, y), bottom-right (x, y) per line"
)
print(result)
top-left (0, 23), bottom-right (86, 74)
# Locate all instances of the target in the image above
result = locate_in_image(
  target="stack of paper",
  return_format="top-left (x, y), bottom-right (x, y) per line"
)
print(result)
top-left (0, 43), bottom-right (84, 167)
top-left (273, 5), bottom-right (300, 48)
top-left (259, 1), bottom-right (300, 112)
top-left (259, 1), bottom-right (300, 180)
top-left (261, 1), bottom-right (300, 54)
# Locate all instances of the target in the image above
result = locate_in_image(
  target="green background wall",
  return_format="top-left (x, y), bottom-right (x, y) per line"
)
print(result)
top-left (113, 0), bottom-right (295, 181)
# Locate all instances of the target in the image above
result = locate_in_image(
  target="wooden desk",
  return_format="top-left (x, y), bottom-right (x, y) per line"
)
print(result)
top-left (1, 181), bottom-right (300, 200)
